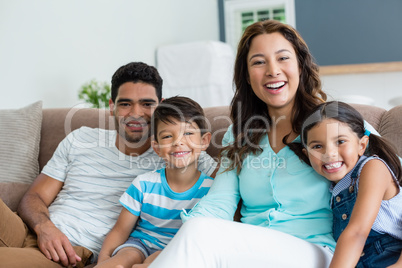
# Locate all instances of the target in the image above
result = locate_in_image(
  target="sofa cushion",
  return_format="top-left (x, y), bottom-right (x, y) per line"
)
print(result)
top-left (203, 106), bottom-right (232, 159)
top-left (0, 101), bottom-right (42, 211)
top-left (351, 103), bottom-right (386, 132)
top-left (39, 108), bottom-right (113, 170)
top-left (379, 105), bottom-right (402, 156)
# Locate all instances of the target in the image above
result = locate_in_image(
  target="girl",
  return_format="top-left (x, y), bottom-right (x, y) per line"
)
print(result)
top-left (297, 101), bottom-right (402, 267)
top-left (147, 19), bottom-right (336, 268)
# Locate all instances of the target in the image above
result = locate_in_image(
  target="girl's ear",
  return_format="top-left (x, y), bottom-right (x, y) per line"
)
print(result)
top-left (151, 140), bottom-right (161, 156)
top-left (358, 135), bottom-right (369, 156)
top-left (201, 132), bottom-right (212, 151)
top-left (302, 148), bottom-right (308, 156)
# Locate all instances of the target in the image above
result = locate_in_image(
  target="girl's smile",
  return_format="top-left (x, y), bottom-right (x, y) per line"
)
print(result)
top-left (304, 118), bottom-right (368, 183)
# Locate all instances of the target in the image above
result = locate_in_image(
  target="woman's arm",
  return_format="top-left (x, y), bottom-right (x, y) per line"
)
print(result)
top-left (181, 128), bottom-right (241, 221)
top-left (97, 208), bottom-right (138, 264)
top-left (181, 162), bottom-right (240, 221)
top-left (330, 159), bottom-right (394, 268)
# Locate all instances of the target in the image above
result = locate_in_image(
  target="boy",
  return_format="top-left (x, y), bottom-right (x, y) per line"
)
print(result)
top-left (95, 96), bottom-right (213, 268)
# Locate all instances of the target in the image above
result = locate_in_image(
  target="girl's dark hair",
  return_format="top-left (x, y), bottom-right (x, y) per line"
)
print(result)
top-left (290, 101), bottom-right (402, 185)
top-left (223, 19), bottom-right (326, 173)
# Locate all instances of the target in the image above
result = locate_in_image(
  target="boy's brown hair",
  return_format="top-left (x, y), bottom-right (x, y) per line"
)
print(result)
top-left (152, 96), bottom-right (207, 142)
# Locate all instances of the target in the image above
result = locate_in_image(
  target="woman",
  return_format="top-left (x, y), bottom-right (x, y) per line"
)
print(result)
top-left (147, 20), bottom-right (336, 268)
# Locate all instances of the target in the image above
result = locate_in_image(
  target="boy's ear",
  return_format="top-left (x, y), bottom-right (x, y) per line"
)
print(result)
top-left (358, 135), bottom-right (369, 156)
top-left (151, 140), bottom-right (161, 156)
top-left (201, 132), bottom-right (212, 151)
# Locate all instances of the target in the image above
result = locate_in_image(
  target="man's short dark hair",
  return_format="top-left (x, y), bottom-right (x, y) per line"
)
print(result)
top-left (152, 96), bottom-right (208, 142)
top-left (111, 62), bottom-right (163, 102)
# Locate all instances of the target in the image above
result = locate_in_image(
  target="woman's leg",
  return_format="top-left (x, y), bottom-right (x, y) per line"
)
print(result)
top-left (149, 217), bottom-right (333, 268)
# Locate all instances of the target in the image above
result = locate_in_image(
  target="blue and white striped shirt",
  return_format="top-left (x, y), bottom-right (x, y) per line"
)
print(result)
top-left (120, 168), bottom-right (214, 249)
top-left (41, 127), bottom-right (217, 259)
top-left (331, 155), bottom-right (402, 240)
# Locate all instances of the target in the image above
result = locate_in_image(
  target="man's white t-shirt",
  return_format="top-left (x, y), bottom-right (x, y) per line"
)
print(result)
top-left (42, 127), bottom-right (217, 259)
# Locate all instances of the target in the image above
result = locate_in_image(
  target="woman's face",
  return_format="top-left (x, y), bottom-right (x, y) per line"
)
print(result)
top-left (247, 32), bottom-right (300, 114)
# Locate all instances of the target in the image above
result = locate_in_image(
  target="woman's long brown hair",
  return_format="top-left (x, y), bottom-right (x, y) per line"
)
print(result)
top-left (223, 20), bottom-right (326, 174)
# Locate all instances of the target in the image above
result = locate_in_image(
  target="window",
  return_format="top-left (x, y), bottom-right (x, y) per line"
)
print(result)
top-left (223, 0), bottom-right (295, 50)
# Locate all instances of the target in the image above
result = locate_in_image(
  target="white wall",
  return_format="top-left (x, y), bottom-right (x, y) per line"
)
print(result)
top-left (321, 71), bottom-right (402, 111)
top-left (2, 0), bottom-right (401, 111)
top-left (0, 0), bottom-right (219, 109)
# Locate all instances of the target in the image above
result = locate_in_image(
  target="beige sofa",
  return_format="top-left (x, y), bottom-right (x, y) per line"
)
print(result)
top-left (3, 103), bottom-right (402, 213)
top-left (0, 103), bottom-right (401, 268)
top-left (37, 104), bottom-right (402, 173)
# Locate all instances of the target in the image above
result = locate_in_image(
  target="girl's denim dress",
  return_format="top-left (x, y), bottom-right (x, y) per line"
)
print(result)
top-left (332, 161), bottom-right (402, 267)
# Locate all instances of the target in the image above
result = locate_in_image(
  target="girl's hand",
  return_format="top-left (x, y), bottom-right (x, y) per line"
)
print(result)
top-left (387, 264), bottom-right (402, 268)
top-left (387, 255), bottom-right (402, 267)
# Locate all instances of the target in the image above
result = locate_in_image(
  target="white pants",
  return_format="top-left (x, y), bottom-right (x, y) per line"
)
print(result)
top-left (149, 217), bottom-right (333, 268)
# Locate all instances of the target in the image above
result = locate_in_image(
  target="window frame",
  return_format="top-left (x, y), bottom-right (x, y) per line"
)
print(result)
top-left (222, 0), bottom-right (296, 50)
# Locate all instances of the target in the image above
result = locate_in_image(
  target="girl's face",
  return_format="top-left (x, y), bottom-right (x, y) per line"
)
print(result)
top-left (247, 32), bottom-right (300, 113)
top-left (303, 118), bottom-right (368, 183)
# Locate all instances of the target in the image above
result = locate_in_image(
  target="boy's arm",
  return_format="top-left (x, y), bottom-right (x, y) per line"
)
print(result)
top-left (18, 173), bottom-right (81, 267)
top-left (97, 207), bottom-right (139, 264)
top-left (143, 251), bottom-right (161, 264)
top-left (131, 251), bottom-right (161, 268)
top-left (330, 160), bottom-right (392, 268)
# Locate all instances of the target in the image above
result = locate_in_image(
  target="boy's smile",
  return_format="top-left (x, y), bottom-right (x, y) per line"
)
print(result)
top-left (152, 118), bottom-right (210, 170)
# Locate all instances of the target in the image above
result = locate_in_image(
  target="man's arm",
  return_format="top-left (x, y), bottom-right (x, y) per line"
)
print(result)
top-left (17, 173), bottom-right (81, 267)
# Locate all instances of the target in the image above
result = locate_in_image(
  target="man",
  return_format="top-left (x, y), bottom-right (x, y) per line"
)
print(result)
top-left (0, 62), bottom-right (217, 267)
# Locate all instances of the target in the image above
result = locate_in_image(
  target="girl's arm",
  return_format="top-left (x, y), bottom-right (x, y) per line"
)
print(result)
top-left (97, 208), bottom-right (139, 264)
top-left (388, 253), bottom-right (402, 268)
top-left (330, 159), bottom-right (395, 268)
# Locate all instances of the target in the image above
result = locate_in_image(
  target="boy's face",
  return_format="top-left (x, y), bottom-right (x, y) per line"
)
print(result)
top-left (152, 118), bottom-right (211, 170)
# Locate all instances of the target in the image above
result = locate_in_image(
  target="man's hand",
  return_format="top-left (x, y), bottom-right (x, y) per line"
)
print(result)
top-left (18, 174), bottom-right (81, 266)
top-left (36, 221), bottom-right (81, 267)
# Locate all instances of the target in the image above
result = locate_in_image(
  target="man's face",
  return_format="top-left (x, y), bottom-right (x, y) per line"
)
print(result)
top-left (109, 82), bottom-right (159, 146)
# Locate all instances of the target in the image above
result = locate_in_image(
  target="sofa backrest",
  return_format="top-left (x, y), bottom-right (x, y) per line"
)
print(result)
top-left (40, 108), bottom-right (113, 170)
top-left (39, 104), bottom-right (401, 171)
top-left (378, 105), bottom-right (402, 157)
